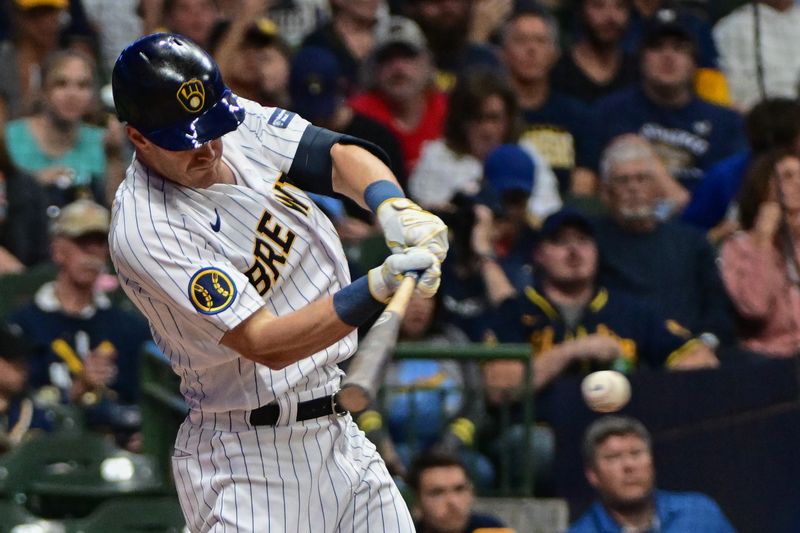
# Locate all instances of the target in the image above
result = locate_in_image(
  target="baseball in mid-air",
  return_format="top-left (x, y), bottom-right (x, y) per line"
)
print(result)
top-left (581, 370), bottom-right (631, 412)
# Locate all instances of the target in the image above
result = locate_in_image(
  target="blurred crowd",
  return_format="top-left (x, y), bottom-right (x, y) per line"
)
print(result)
top-left (0, 0), bottom-right (799, 526)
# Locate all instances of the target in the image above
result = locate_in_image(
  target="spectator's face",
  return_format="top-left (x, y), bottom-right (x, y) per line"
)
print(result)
top-left (582, 0), bottom-right (629, 45)
top-left (502, 16), bottom-right (558, 84)
top-left (640, 38), bottom-right (695, 92)
top-left (0, 358), bottom-right (27, 397)
top-left (15, 6), bottom-right (62, 49)
top-left (466, 94), bottom-right (510, 161)
top-left (586, 434), bottom-right (655, 508)
top-left (375, 51), bottom-right (431, 104)
top-left (416, 465), bottom-right (473, 533)
top-left (772, 155), bottom-right (800, 213)
top-left (603, 158), bottom-right (659, 222)
top-left (52, 233), bottom-right (108, 289)
top-left (535, 227), bottom-right (597, 286)
top-left (413, 0), bottom-right (471, 32)
top-left (44, 56), bottom-right (95, 123)
top-left (400, 295), bottom-right (435, 339)
top-left (165, 0), bottom-right (219, 47)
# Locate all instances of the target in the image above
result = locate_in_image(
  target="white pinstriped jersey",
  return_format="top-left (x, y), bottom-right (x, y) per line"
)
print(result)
top-left (109, 98), bottom-right (356, 413)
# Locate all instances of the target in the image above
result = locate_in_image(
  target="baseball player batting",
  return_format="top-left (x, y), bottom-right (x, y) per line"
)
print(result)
top-left (108, 33), bottom-right (448, 532)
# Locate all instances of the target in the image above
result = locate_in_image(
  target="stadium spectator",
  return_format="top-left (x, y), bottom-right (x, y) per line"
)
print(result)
top-left (408, 452), bottom-right (506, 533)
top-left (4, 50), bottom-right (120, 208)
top-left (682, 98), bottom-right (800, 242)
top-left (713, 0), bottom-right (800, 111)
top-left (501, 7), bottom-right (596, 197)
top-left (719, 149), bottom-right (800, 358)
top-left (301, 0), bottom-right (381, 96)
top-left (144, 0), bottom-right (221, 51)
top-left (593, 135), bottom-right (735, 354)
top-left (8, 200), bottom-right (150, 450)
top-left (0, 0), bottom-right (70, 125)
top-left (357, 294), bottom-right (494, 489)
top-left (212, 15), bottom-right (291, 108)
top-left (404, 0), bottom-right (502, 92)
top-left (568, 416), bottom-right (735, 532)
top-left (551, 0), bottom-right (638, 103)
top-left (479, 207), bottom-right (717, 399)
top-left (350, 16), bottom-right (447, 174)
top-left (81, 0), bottom-right (143, 79)
top-left (0, 321), bottom-right (51, 454)
top-left (408, 69), bottom-right (561, 219)
top-left (0, 129), bottom-right (48, 272)
top-left (592, 15), bottom-right (747, 192)
top-left (622, 5), bottom-right (728, 104)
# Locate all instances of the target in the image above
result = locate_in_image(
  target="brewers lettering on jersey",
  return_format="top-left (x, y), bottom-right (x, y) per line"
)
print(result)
top-left (109, 34), bottom-right (447, 532)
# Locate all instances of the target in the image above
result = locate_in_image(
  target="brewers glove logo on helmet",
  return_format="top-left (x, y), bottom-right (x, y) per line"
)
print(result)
top-left (189, 267), bottom-right (236, 314)
top-left (177, 79), bottom-right (205, 113)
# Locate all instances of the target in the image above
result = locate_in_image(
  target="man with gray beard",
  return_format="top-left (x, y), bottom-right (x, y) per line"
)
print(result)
top-left (592, 135), bottom-right (735, 356)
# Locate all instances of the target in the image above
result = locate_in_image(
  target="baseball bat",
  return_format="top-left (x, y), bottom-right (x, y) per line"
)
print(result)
top-left (337, 273), bottom-right (418, 412)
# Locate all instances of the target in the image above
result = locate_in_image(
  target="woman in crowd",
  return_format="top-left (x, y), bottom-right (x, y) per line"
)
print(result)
top-left (408, 69), bottom-right (561, 222)
top-left (4, 50), bottom-right (121, 208)
top-left (720, 148), bottom-right (800, 357)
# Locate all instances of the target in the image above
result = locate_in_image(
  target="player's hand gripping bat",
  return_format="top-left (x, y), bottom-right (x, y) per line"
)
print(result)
top-left (337, 273), bottom-right (418, 412)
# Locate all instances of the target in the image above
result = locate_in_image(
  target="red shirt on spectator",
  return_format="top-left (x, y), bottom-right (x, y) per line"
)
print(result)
top-left (349, 89), bottom-right (448, 175)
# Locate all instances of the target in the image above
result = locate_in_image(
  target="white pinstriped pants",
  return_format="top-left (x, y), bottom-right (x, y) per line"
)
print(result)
top-left (172, 412), bottom-right (415, 532)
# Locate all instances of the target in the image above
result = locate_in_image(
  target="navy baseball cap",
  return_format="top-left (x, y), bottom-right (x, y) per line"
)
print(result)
top-left (539, 209), bottom-right (594, 241)
top-left (112, 33), bottom-right (245, 151)
top-left (484, 144), bottom-right (536, 195)
top-left (289, 47), bottom-right (341, 122)
top-left (641, 9), bottom-right (698, 56)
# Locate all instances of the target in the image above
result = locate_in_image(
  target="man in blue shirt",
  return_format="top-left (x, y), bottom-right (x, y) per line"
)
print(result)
top-left (568, 416), bottom-right (735, 532)
top-left (592, 15), bottom-right (746, 192)
top-left (9, 199), bottom-right (150, 449)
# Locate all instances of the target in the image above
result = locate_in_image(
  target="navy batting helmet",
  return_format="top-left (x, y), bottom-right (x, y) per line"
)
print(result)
top-left (112, 33), bottom-right (245, 151)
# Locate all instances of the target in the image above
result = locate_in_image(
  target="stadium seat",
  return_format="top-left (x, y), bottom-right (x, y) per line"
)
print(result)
top-left (65, 496), bottom-right (186, 533)
top-left (0, 431), bottom-right (164, 519)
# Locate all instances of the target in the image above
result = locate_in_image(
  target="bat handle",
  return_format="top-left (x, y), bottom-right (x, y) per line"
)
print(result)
top-left (386, 272), bottom-right (418, 314)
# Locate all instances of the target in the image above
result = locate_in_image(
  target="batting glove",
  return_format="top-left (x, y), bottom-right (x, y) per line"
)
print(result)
top-left (368, 248), bottom-right (441, 303)
top-left (376, 198), bottom-right (449, 263)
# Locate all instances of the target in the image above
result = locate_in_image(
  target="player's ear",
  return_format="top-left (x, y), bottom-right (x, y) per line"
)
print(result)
top-left (126, 126), bottom-right (150, 151)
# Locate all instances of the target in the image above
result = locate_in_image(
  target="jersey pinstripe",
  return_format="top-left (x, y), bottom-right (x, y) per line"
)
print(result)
top-left (110, 97), bottom-right (356, 413)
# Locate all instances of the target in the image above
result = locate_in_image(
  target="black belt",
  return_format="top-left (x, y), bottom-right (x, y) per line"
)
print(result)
top-left (249, 394), bottom-right (347, 426)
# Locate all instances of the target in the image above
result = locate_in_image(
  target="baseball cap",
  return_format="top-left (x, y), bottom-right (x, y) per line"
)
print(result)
top-left (538, 209), bottom-right (594, 242)
top-left (50, 199), bottom-right (110, 238)
top-left (290, 47), bottom-right (342, 122)
top-left (484, 144), bottom-right (536, 195)
top-left (13, 0), bottom-right (67, 9)
top-left (641, 9), bottom-right (697, 53)
top-left (112, 33), bottom-right (245, 151)
top-left (373, 16), bottom-right (428, 61)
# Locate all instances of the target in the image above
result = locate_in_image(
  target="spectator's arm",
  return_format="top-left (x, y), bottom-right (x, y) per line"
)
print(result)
top-left (214, 0), bottom-right (270, 82)
top-left (468, 0), bottom-right (513, 44)
top-left (472, 205), bottom-right (516, 305)
top-left (719, 230), bottom-right (783, 321)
